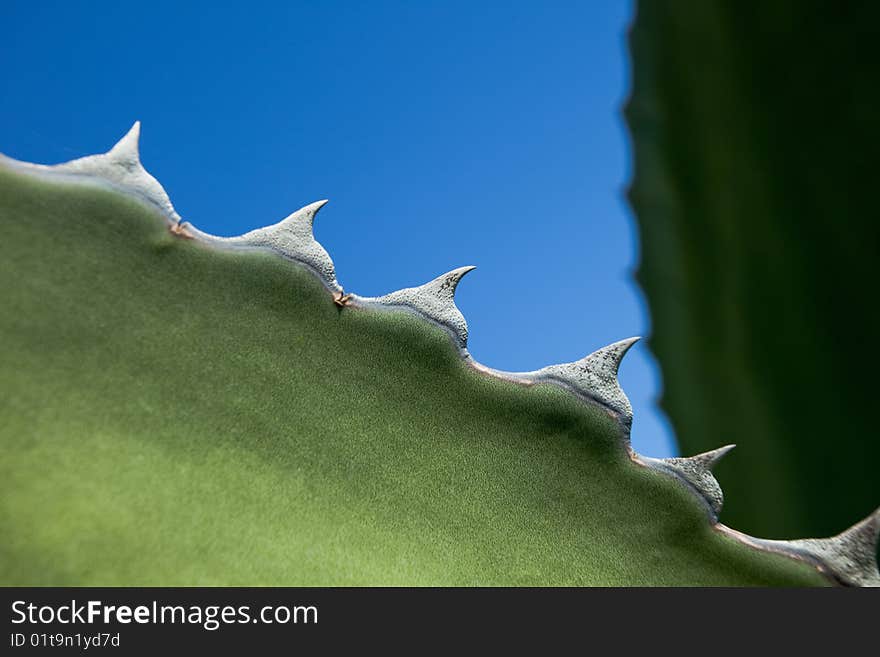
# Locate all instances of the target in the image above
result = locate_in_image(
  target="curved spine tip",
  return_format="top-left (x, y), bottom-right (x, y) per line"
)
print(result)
top-left (530, 336), bottom-right (640, 424)
top-left (107, 121), bottom-right (142, 164)
top-left (694, 443), bottom-right (736, 469)
top-left (354, 266), bottom-right (476, 350)
top-left (288, 199), bottom-right (329, 228)
top-left (641, 444), bottom-right (735, 521)
top-left (439, 265), bottom-right (476, 296)
top-left (181, 199), bottom-right (342, 293)
top-left (599, 336), bottom-right (641, 371)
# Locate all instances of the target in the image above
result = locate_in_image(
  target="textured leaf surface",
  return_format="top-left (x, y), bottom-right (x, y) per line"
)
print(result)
top-left (626, 1), bottom-right (880, 538)
top-left (0, 166), bottom-right (826, 585)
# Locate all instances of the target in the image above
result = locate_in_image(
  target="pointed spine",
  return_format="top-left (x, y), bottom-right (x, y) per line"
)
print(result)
top-left (106, 120), bottom-right (141, 169)
top-left (92, 121), bottom-right (182, 223)
top-left (639, 444), bottom-right (735, 521)
top-left (352, 266), bottom-right (475, 350)
top-left (529, 337), bottom-right (639, 426)
top-left (739, 508), bottom-right (880, 587)
top-left (1, 121), bottom-right (182, 225)
top-left (181, 200), bottom-right (342, 293)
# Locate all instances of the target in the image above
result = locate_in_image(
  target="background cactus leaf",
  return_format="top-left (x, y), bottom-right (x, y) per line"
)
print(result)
top-left (625, 0), bottom-right (880, 539)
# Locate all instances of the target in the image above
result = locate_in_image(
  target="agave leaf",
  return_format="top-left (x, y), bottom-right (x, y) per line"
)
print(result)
top-left (0, 160), bottom-right (833, 586)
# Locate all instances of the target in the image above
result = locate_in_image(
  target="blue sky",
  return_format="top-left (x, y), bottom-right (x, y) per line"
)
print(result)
top-left (0, 0), bottom-right (677, 457)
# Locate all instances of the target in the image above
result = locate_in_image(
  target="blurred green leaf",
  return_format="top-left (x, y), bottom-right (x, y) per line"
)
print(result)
top-left (626, 0), bottom-right (879, 538)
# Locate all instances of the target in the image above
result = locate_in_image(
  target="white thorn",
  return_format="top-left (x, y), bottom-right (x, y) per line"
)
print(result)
top-left (686, 443), bottom-right (736, 471)
top-left (531, 336), bottom-right (639, 425)
top-left (353, 266), bottom-right (476, 349)
top-left (181, 200), bottom-right (342, 293)
top-left (641, 444), bottom-right (735, 520)
top-left (0, 120), bottom-right (182, 225)
top-left (107, 121), bottom-right (141, 166)
top-left (763, 508), bottom-right (880, 587)
top-left (239, 199), bottom-right (329, 246)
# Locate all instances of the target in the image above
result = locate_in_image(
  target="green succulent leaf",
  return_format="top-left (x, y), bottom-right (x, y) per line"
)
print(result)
top-left (0, 158), bottom-right (834, 586)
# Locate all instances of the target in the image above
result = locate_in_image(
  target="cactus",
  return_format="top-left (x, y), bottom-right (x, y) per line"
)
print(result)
top-left (0, 123), bottom-right (875, 586)
top-left (625, 1), bottom-right (880, 540)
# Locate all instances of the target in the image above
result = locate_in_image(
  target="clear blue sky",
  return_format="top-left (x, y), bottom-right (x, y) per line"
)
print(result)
top-left (0, 0), bottom-right (677, 457)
